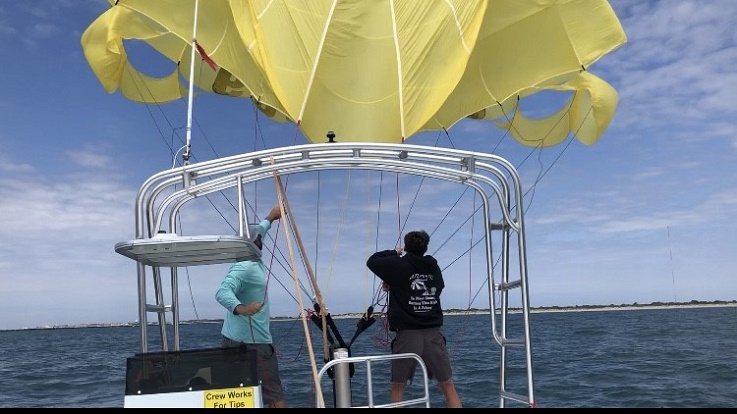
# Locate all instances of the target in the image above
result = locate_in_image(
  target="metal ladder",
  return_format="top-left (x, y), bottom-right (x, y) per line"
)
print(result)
top-left (490, 219), bottom-right (537, 407)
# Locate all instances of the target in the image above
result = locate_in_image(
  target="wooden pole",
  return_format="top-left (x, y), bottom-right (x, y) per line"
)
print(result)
top-left (271, 165), bottom-right (326, 408)
top-left (270, 163), bottom-right (332, 361)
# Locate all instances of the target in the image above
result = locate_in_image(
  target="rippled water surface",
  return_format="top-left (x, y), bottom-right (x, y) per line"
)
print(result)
top-left (1, 306), bottom-right (735, 408)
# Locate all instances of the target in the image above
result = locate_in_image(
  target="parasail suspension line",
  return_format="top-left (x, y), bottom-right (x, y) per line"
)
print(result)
top-left (183, 0), bottom-right (200, 166)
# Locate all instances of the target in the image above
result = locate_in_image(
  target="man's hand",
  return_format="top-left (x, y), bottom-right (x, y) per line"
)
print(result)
top-left (266, 205), bottom-right (282, 222)
top-left (236, 302), bottom-right (263, 316)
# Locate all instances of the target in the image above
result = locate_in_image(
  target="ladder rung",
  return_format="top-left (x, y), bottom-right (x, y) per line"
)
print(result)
top-left (500, 390), bottom-right (532, 406)
top-left (500, 337), bottom-right (525, 346)
top-left (145, 304), bottom-right (172, 313)
top-left (499, 279), bottom-right (522, 290)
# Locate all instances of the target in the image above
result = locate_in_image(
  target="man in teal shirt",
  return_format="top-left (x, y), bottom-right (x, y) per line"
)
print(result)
top-left (216, 205), bottom-right (287, 408)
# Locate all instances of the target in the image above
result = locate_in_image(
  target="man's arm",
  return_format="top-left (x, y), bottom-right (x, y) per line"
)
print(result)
top-left (256, 205), bottom-right (282, 237)
top-left (367, 248), bottom-right (402, 279)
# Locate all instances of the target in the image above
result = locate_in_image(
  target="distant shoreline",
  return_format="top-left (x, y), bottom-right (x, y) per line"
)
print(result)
top-left (3, 301), bottom-right (735, 331)
top-left (458, 302), bottom-right (737, 315)
top-left (323, 302), bottom-right (737, 320)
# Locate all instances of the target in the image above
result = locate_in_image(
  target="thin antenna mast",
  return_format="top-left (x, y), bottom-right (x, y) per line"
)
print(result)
top-left (183, 0), bottom-right (200, 166)
top-left (667, 225), bottom-right (677, 302)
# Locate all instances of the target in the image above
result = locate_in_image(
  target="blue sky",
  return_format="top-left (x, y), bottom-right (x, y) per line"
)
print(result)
top-left (1, 0), bottom-right (736, 331)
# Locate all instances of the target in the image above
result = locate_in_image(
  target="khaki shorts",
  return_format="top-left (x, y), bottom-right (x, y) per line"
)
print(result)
top-left (222, 337), bottom-right (286, 406)
top-left (390, 327), bottom-right (453, 383)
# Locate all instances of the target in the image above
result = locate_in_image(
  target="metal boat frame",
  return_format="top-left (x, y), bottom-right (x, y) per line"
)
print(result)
top-left (115, 142), bottom-right (537, 407)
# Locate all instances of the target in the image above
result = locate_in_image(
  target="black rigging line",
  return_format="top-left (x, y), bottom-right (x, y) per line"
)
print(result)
top-left (124, 61), bottom-right (316, 319)
top-left (390, 96), bottom-right (585, 311)
top-left (393, 130), bottom-right (444, 247)
top-left (428, 187), bottom-right (471, 238)
top-left (126, 53), bottom-right (595, 324)
top-left (374, 173), bottom-right (385, 250)
top-left (124, 59), bottom-right (382, 327)
top-left (315, 171), bottom-right (321, 295)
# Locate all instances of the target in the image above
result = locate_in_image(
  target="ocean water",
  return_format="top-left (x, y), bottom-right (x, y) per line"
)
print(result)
top-left (1, 306), bottom-right (736, 408)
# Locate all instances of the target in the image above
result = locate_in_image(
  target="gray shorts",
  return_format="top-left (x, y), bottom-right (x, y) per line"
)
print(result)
top-left (222, 336), bottom-right (285, 406)
top-left (390, 327), bottom-right (453, 384)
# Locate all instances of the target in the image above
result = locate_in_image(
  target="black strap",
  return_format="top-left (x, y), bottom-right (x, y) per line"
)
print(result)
top-left (312, 303), bottom-right (347, 348)
top-left (348, 306), bottom-right (376, 347)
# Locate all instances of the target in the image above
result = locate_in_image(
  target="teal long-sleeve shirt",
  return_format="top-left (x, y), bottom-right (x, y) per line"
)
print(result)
top-left (216, 219), bottom-right (273, 344)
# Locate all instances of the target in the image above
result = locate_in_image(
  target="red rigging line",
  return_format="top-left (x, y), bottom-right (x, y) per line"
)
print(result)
top-left (194, 42), bottom-right (218, 71)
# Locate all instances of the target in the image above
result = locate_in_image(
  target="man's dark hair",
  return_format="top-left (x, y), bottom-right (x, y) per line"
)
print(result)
top-left (404, 230), bottom-right (430, 255)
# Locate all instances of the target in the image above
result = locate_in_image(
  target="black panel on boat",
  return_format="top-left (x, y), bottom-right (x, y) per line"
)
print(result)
top-left (125, 347), bottom-right (258, 395)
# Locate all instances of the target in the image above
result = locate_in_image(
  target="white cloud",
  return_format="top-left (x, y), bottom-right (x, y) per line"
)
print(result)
top-left (66, 147), bottom-right (113, 168)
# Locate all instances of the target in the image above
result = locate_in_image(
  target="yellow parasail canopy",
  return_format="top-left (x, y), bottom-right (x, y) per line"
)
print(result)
top-left (81, 0), bottom-right (626, 146)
